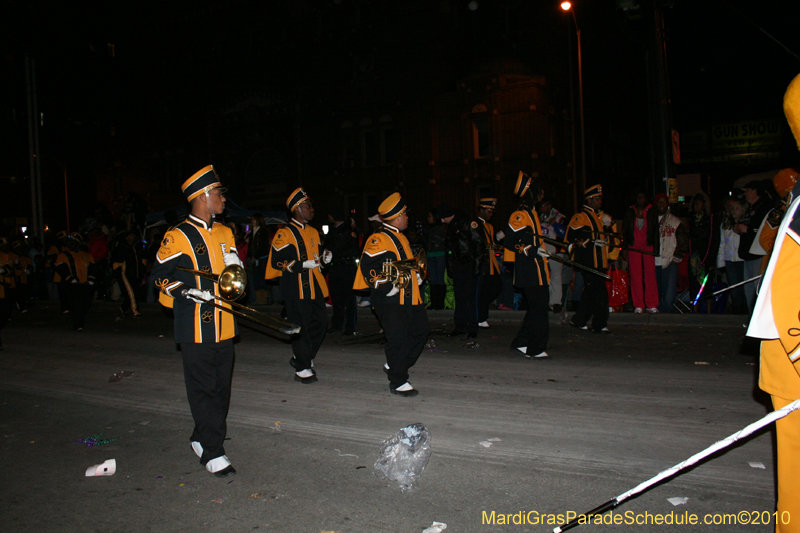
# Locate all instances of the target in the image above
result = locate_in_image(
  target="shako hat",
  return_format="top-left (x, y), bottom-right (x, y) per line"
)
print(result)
top-left (286, 188), bottom-right (310, 211)
top-left (584, 184), bottom-right (603, 200)
top-left (181, 165), bottom-right (225, 202)
top-left (478, 198), bottom-right (497, 209)
top-left (378, 193), bottom-right (406, 221)
top-left (513, 172), bottom-right (531, 197)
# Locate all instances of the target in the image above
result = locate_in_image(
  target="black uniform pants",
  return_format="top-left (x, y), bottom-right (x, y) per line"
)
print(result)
top-left (571, 272), bottom-right (610, 331)
top-left (451, 260), bottom-right (478, 335)
top-left (284, 292), bottom-right (327, 371)
top-left (0, 295), bottom-right (10, 347)
top-left (116, 267), bottom-right (140, 315)
top-left (58, 281), bottom-right (70, 312)
top-left (373, 302), bottom-right (429, 390)
top-left (328, 265), bottom-right (357, 333)
top-left (511, 285), bottom-right (550, 355)
top-left (477, 273), bottom-right (503, 323)
top-left (180, 339), bottom-right (234, 465)
top-left (68, 282), bottom-right (93, 330)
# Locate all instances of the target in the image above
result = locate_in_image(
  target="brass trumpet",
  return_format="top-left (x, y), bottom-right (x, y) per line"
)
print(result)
top-left (176, 264), bottom-right (301, 335)
top-left (382, 249), bottom-right (428, 289)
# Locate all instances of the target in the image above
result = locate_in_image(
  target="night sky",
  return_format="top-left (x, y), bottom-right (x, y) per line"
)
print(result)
top-left (2, 0), bottom-right (799, 230)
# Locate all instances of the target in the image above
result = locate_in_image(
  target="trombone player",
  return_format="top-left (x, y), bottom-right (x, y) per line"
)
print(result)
top-left (354, 193), bottom-right (428, 397)
top-left (151, 165), bottom-right (242, 478)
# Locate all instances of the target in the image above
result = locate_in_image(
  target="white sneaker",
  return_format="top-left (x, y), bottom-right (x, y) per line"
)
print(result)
top-left (515, 346), bottom-right (527, 354)
top-left (191, 441), bottom-right (203, 458)
top-left (357, 301), bottom-right (371, 307)
top-left (478, 321), bottom-right (489, 328)
top-left (528, 351), bottom-right (549, 358)
top-left (296, 369), bottom-right (314, 378)
top-left (646, 308), bottom-right (659, 313)
top-left (395, 382), bottom-right (414, 392)
top-left (634, 308), bottom-right (643, 314)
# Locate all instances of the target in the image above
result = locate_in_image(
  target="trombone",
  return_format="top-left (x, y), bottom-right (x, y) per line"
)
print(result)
top-left (382, 249), bottom-right (428, 289)
top-left (176, 264), bottom-right (301, 335)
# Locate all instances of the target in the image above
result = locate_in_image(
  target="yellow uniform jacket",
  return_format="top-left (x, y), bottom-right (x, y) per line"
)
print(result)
top-left (478, 218), bottom-right (501, 276)
top-left (748, 183), bottom-right (800, 401)
top-left (565, 207), bottom-right (619, 269)
top-left (0, 251), bottom-right (11, 298)
top-left (151, 215), bottom-right (237, 344)
top-left (503, 206), bottom-right (550, 287)
top-left (265, 220), bottom-right (328, 300)
top-left (354, 224), bottom-right (423, 306)
top-left (55, 250), bottom-right (95, 284)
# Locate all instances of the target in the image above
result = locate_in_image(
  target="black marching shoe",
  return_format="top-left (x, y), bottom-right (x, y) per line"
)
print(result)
top-left (205, 455), bottom-right (236, 478)
top-left (390, 383), bottom-right (419, 397)
top-left (294, 369), bottom-right (318, 384)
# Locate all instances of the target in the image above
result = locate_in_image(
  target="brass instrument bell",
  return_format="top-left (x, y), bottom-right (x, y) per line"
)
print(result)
top-left (382, 249), bottom-right (427, 289)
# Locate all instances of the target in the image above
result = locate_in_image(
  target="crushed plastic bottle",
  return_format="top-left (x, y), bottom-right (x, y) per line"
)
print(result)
top-left (374, 423), bottom-right (432, 492)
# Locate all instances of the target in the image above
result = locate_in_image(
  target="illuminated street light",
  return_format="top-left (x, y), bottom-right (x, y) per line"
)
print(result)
top-left (561, 1), bottom-right (586, 199)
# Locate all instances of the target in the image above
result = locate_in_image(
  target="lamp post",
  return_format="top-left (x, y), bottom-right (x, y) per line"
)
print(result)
top-left (560, 1), bottom-right (586, 199)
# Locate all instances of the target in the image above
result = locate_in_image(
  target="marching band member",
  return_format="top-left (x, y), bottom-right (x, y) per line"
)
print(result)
top-left (54, 234), bottom-right (95, 331)
top-left (266, 188), bottom-right (330, 384)
top-left (354, 193), bottom-right (428, 397)
top-left (565, 184), bottom-right (615, 333)
top-left (151, 165), bottom-right (241, 478)
top-left (439, 201), bottom-right (484, 338)
top-left (747, 73), bottom-right (800, 533)
top-left (476, 198), bottom-right (504, 329)
top-left (504, 173), bottom-right (551, 359)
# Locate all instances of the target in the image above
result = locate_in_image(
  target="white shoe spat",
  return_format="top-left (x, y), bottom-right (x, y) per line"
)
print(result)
top-left (205, 455), bottom-right (231, 474)
top-left (191, 441), bottom-right (203, 458)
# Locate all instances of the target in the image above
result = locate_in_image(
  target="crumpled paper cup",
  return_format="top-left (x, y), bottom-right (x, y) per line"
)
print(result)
top-left (85, 459), bottom-right (116, 477)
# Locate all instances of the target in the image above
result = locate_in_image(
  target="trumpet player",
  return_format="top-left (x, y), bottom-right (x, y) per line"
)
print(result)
top-left (151, 165), bottom-right (242, 478)
top-left (504, 173), bottom-right (551, 359)
top-left (476, 198), bottom-right (504, 329)
top-left (354, 193), bottom-right (428, 397)
top-left (266, 188), bottom-right (331, 384)
top-left (565, 184), bottom-right (616, 334)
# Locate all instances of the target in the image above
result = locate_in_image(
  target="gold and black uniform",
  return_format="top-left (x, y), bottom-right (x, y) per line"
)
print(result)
top-left (504, 193), bottom-right (551, 356)
top-left (565, 185), bottom-right (615, 332)
top-left (151, 165), bottom-right (238, 474)
top-left (266, 218), bottom-right (328, 372)
top-left (476, 198), bottom-right (503, 325)
top-left (152, 215), bottom-right (238, 343)
top-left (354, 194), bottom-right (428, 393)
top-left (54, 235), bottom-right (96, 331)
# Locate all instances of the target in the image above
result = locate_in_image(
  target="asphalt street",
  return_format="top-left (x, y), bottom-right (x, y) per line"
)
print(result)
top-left (0, 300), bottom-right (778, 533)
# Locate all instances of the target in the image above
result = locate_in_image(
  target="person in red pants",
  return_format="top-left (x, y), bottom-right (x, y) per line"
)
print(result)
top-left (622, 190), bottom-right (659, 313)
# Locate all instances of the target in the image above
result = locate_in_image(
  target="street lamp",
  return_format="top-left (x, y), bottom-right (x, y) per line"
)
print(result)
top-left (561, 1), bottom-right (586, 200)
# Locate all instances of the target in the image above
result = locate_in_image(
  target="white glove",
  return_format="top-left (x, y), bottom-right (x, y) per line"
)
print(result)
top-left (223, 252), bottom-right (243, 268)
top-left (302, 259), bottom-right (320, 270)
top-left (71, 278), bottom-right (78, 284)
top-left (601, 214), bottom-right (612, 227)
top-left (186, 288), bottom-right (212, 304)
top-left (495, 230), bottom-right (505, 241)
top-left (88, 281), bottom-right (95, 286)
top-left (321, 250), bottom-right (333, 264)
top-left (387, 286), bottom-right (400, 297)
top-left (416, 273), bottom-right (423, 286)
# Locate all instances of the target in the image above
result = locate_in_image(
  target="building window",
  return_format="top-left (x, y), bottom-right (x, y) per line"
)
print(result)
top-left (379, 114), bottom-right (396, 165)
top-left (471, 104), bottom-right (490, 159)
top-left (360, 118), bottom-right (377, 167)
top-left (341, 120), bottom-right (356, 168)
